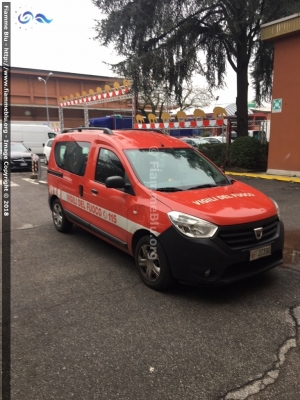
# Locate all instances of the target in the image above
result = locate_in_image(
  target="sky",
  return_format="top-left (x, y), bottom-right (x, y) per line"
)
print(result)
top-left (3, 0), bottom-right (256, 107)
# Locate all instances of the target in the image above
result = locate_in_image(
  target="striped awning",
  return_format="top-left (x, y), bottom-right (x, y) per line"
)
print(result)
top-left (225, 103), bottom-right (254, 116)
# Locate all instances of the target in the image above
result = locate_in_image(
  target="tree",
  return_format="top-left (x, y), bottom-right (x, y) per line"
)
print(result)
top-left (135, 88), bottom-right (166, 121)
top-left (169, 85), bottom-right (214, 112)
top-left (136, 84), bottom-right (214, 121)
top-left (92, 0), bottom-right (300, 137)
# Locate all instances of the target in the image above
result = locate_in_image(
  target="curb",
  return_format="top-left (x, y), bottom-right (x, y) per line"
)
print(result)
top-left (225, 171), bottom-right (300, 184)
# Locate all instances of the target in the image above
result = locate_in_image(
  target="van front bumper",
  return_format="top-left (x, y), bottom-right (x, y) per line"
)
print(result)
top-left (158, 217), bottom-right (284, 286)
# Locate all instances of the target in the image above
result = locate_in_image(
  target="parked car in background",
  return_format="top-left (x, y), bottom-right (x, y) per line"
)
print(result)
top-left (43, 138), bottom-right (55, 165)
top-left (0, 141), bottom-right (38, 171)
top-left (200, 136), bottom-right (225, 144)
top-left (222, 132), bottom-right (237, 141)
top-left (179, 137), bottom-right (210, 148)
top-left (218, 132), bottom-right (236, 142)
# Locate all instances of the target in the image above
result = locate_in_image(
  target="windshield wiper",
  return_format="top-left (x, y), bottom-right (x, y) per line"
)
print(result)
top-left (156, 187), bottom-right (183, 192)
top-left (187, 184), bottom-right (217, 190)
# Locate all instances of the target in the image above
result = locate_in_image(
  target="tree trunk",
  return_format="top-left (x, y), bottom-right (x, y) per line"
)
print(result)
top-left (236, 32), bottom-right (249, 137)
top-left (137, 106), bottom-right (148, 119)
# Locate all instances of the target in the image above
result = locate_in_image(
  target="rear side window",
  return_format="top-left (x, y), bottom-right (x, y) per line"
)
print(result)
top-left (54, 141), bottom-right (91, 176)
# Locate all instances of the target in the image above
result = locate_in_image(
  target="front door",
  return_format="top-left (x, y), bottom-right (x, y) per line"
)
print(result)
top-left (84, 147), bottom-right (133, 250)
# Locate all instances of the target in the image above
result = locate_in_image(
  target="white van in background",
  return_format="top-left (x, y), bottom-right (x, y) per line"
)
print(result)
top-left (0, 124), bottom-right (57, 154)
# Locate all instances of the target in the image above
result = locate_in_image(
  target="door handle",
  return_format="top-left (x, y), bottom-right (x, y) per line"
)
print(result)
top-left (91, 188), bottom-right (98, 195)
top-left (79, 184), bottom-right (84, 197)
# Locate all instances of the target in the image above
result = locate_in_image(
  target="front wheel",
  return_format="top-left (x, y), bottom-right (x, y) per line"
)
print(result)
top-left (135, 236), bottom-right (175, 291)
top-left (52, 198), bottom-right (73, 233)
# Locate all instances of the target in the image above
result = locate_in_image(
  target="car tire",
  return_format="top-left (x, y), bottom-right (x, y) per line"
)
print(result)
top-left (135, 235), bottom-right (175, 291)
top-left (44, 155), bottom-right (48, 165)
top-left (52, 198), bottom-right (73, 233)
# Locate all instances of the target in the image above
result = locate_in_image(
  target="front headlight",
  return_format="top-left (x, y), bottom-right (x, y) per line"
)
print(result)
top-left (168, 211), bottom-right (218, 238)
top-left (271, 198), bottom-right (280, 220)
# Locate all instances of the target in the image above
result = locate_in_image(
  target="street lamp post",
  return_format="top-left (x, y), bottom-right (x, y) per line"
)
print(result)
top-left (38, 72), bottom-right (53, 126)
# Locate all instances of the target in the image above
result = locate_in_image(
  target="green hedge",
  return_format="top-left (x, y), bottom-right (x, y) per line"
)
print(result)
top-left (228, 137), bottom-right (269, 170)
top-left (198, 143), bottom-right (227, 167)
top-left (198, 137), bottom-right (269, 171)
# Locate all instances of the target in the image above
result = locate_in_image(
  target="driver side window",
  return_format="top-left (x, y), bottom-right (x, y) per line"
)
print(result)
top-left (95, 148), bottom-right (125, 183)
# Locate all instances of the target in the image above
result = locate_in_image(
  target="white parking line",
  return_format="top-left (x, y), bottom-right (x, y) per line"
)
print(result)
top-left (22, 178), bottom-right (48, 185)
top-left (0, 179), bottom-right (19, 187)
top-left (0, 178), bottom-right (47, 186)
top-left (22, 178), bottom-right (39, 185)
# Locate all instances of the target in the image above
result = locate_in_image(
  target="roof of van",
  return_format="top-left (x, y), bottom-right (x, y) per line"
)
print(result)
top-left (58, 128), bottom-right (190, 150)
top-left (113, 129), bottom-right (188, 149)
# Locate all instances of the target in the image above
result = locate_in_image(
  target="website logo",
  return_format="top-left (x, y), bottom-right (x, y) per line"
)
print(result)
top-left (18, 11), bottom-right (53, 25)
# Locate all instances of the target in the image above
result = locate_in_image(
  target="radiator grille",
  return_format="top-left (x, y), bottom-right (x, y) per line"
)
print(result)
top-left (218, 216), bottom-right (279, 249)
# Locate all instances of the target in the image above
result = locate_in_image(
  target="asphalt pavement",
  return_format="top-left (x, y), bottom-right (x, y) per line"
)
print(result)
top-left (3, 165), bottom-right (300, 400)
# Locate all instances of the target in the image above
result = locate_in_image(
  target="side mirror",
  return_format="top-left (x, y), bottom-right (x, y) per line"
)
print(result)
top-left (105, 176), bottom-right (126, 189)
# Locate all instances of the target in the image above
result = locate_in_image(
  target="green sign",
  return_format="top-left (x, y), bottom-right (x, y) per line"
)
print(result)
top-left (272, 98), bottom-right (282, 113)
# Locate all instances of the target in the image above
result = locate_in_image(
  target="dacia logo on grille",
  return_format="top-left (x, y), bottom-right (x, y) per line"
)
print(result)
top-left (254, 227), bottom-right (263, 240)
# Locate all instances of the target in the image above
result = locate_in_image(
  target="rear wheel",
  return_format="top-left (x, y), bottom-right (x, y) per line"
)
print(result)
top-left (52, 198), bottom-right (73, 232)
top-left (135, 236), bottom-right (175, 291)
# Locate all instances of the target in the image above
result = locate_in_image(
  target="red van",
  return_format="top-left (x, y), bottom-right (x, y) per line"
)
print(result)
top-left (47, 127), bottom-right (284, 290)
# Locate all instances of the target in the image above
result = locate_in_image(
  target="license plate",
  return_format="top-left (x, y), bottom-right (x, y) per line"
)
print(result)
top-left (250, 245), bottom-right (271, 261)
top-left (20, 162), bottom-right (27, 166)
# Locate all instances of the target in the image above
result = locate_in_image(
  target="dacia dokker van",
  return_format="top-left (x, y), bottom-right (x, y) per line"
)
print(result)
top-left (47, 127), bottom-right (284, 291)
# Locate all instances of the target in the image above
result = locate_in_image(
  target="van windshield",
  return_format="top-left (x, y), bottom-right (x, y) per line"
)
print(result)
top-left (125, 148), bottom-right (230, 191)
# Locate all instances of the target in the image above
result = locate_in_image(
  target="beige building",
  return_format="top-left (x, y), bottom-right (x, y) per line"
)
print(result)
top-left (261, 13), bottom-right (300, 177)
top-left (0, 67), bottom-right (133, 130)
